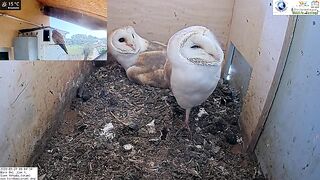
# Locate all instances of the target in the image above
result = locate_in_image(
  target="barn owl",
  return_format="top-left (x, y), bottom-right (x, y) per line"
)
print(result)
top-left (108, 26), bottom-right (170, 88)
top-left (167, 26), bottom-right (224, 130)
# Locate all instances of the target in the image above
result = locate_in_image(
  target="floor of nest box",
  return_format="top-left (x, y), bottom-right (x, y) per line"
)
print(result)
top-left (32, 59), bottom-right (266, 180)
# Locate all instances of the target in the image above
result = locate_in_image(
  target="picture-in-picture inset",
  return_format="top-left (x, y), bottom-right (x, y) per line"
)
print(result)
top-left (0, 0), bottom-right (107, 61)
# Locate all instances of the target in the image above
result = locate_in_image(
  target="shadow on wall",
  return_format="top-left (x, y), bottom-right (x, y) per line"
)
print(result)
top-left (0, 61), bottom-right (92, 166)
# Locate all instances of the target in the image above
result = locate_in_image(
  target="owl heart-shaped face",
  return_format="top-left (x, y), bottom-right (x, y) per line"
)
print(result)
top-left (108, 26), bottom-right (150, 70)
top-left (167, 26), bottom-right (224, 67)
top-left (109, 26), bottom-right (149, 55)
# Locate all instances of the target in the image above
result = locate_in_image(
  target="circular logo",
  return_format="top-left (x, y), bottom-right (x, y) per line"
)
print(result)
top-left (2, 2), bottom-right (7, 7)
top-left (276, 1), bottom-right (288, 12)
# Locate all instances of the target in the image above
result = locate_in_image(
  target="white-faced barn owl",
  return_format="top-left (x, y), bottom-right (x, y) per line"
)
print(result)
top-left (167, 26), bottom-right (224, 131)
top-left (108, 26), bottom-right (170, 88)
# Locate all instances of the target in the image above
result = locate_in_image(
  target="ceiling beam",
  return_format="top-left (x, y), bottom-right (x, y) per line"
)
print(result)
top-left (42, 6), bottom-right (107, 30)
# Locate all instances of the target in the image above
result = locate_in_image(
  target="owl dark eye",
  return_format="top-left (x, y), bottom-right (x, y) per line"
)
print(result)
top-left (191, 45), bottom-right (201, 49)
top-left (132, 34), bottom-right (135, 38)
top-left (119, 38), bottom-right (125, 42)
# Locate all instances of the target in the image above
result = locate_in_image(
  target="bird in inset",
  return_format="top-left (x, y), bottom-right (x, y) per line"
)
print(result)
top-left (108, 26), bottom-right (170, 88)
top-left (167, 26), bottom-right (224, 131)
top-left (52, 29), bottom-right (68, 54)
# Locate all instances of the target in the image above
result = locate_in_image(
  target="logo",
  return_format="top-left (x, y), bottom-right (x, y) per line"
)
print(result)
top-left (275, 1), bottom-right (288, 12)
top-left (298, 1), bottom-right (308, 7)
top-left (273, 0), bottom-right (320, 15)
top-left (311, 0), bottom-right (320, 8)
top-left (2, 1), bottom-right (7, 7)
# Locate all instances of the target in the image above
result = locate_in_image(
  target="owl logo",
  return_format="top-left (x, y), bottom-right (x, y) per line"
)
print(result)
top-left (275, 1), bottom-right (288, 12)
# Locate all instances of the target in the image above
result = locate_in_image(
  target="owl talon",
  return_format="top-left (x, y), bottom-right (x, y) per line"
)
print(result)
top-left (183, 122), bottom-right (191, 132)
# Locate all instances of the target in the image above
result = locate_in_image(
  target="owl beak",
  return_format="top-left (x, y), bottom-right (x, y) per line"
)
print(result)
top-left (126, 43), bottom-right (135, 50)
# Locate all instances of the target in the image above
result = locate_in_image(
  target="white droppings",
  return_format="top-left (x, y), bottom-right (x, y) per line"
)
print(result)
top-left (149, 138), bottom-right (160, 143)
top-left (237, 136), bottom-right (243, 143)
top-left (212, 145), bottom-right (221, 153)
top-left (161, 96), bottom-right (168, 101)
top-left (102, 123), bottom-right (114, 132)
top-left (218, 166), bottom-right (229, 175)
top-left (146, 120), bottom-right (156, 134)
top-left (100, 123), bottom-right (115, 139)
top-left (195, 127), bottom-right (202, 133)
top-left (197, 108), bottom-right (209, 118)
top-left (66, 136), bottom-right (73, 142)
top-left (123, 144), bottom-right (133, 151)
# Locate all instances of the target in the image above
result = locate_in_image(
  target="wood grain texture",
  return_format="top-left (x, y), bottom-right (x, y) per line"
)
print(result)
top-left (247, 16), bottom-right (297, 152)
top-left (42, 6), bottom-right (107, 30)
top-left (0, 61), bottom-right (92, 166)
top-left (229, 0), bottom-right (294, 151)
top-left (228, 0), bottom-right (265, 66)
top-left (108, 0), bottom-right (234, 51)
top-left (37, 0), bottom-right (107, 20)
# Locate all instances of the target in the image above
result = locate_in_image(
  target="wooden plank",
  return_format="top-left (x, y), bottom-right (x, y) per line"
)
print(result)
top-left (0, 61), bottom-right (92, 166)
top-left (228, 0), bottom-right (265, 66)
top-left (247, 16), bottom-right (297, 152)
top-left (228, 0), bottom-right (296, 151)
top-left (42, 6), bottom-right (107, 30)
top-left (255, 16), bottom-right (320, 179)
top-left (240, 13), bottom-right (294, 152)
top-left (108, 0), bottom-right (235, 51)
top-left (37, 0), bottom-right (107, 20)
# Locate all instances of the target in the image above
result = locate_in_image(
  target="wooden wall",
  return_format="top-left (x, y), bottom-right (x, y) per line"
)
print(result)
top-left (38, 0), bottom-right (107, 30)
top-left (228, 0), bottom-right (295, 151)
top-left (256, 16), bottom-right (320, 180)
top-left (0, 61), bottom-right (92, 166)
top-left (37, 0), bottom-right (107, 20)
top-left (108, 0), bottom-right (235, 51)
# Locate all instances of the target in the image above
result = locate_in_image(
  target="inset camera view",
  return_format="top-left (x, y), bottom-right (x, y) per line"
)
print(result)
top-left (0, 0), bottom-right (107, 61)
